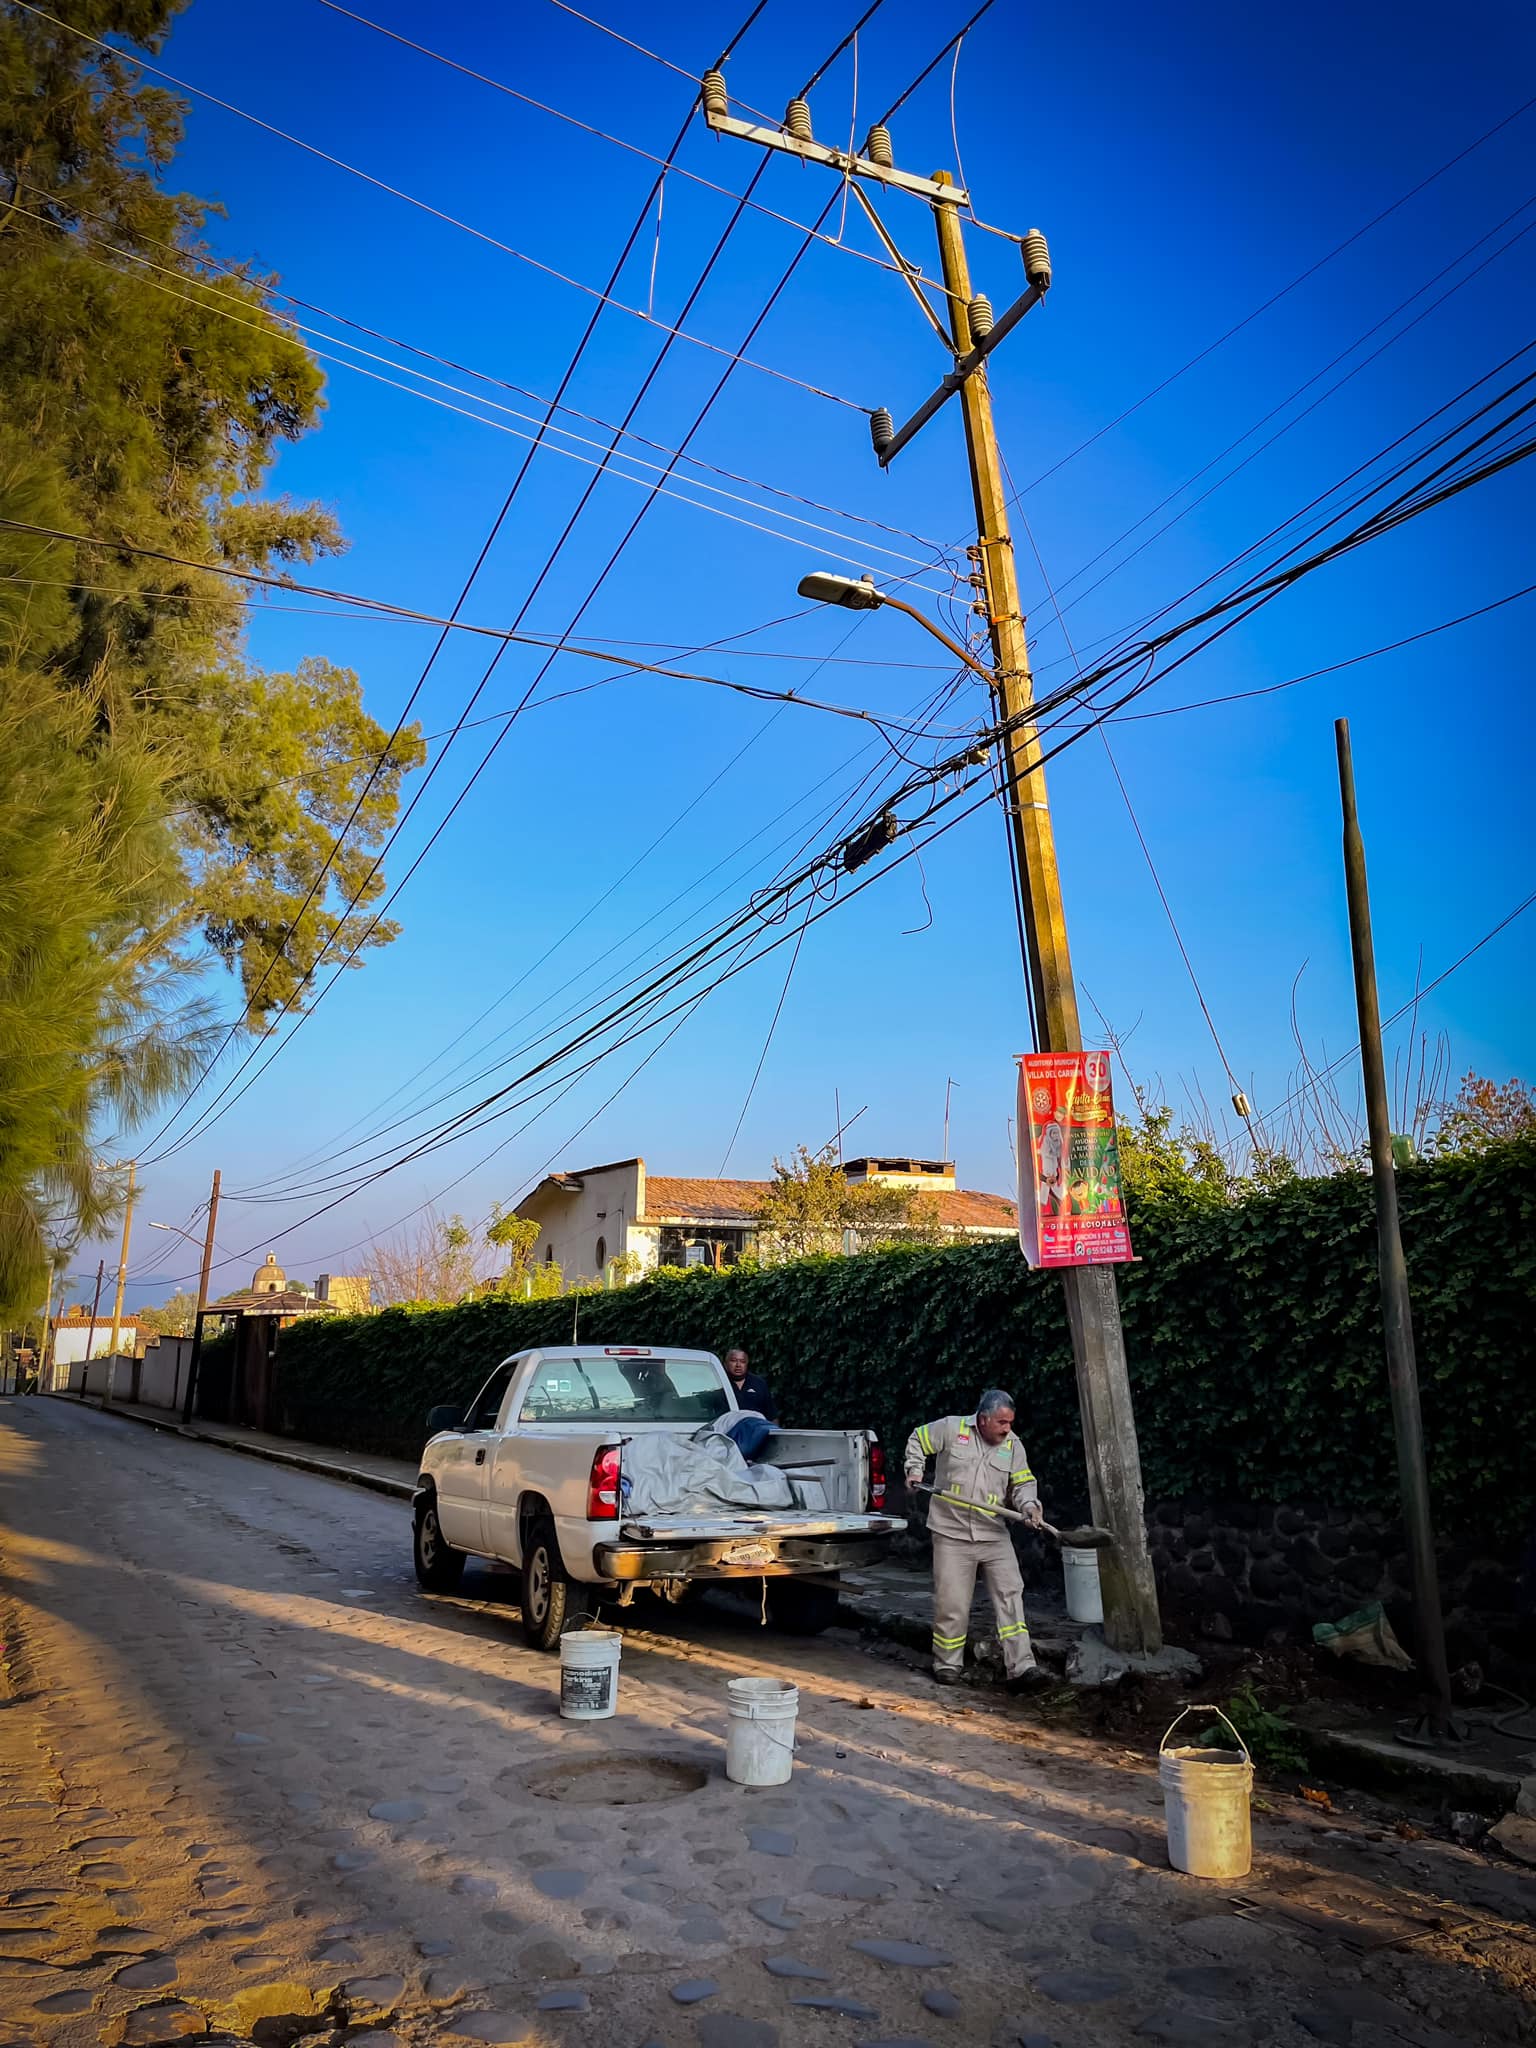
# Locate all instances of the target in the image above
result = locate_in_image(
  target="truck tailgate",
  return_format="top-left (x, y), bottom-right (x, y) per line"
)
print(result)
top-left (619, 1510), bottom-right (902, 1541)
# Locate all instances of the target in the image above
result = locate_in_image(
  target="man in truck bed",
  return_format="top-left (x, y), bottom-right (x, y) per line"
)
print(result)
top-left (904, 1388), bottom-right (1047, 1690)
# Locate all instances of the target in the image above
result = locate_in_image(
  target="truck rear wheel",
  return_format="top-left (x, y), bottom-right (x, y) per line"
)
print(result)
top-left (413, 1497), bottom-right (465, 1592)
top-left (520, 1517), bottom-right (594, 1651)
top-left (765, 1575), bottom-right (841, 1636)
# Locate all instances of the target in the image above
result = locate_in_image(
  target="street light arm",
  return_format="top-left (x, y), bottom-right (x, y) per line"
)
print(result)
top-left (149, 1220), bottom-right (203, 1252)
top-left (872, 591), bottom-right (999, 686)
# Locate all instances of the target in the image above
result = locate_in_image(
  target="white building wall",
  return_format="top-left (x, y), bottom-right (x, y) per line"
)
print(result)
top-left (52, 1324), bottom-right (136, 1366)
top-left (526, 1161), bottom-right (644, 1288)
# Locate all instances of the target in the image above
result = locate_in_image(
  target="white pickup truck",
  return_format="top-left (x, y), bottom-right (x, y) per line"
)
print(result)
top-left (412, 1344), bottom-right (900, 1649)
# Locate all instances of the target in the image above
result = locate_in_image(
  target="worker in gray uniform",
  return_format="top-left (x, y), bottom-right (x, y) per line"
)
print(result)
top-left (904, 1388), bottom-right (1046, 1689)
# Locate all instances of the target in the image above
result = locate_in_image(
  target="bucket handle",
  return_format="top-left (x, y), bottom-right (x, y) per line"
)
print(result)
top-left (1159, 1702), bottom-right (1250, 1765)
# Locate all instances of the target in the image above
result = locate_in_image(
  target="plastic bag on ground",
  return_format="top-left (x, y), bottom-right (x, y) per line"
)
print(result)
top-left (1312, 1602), bottom-right (1415, 1671)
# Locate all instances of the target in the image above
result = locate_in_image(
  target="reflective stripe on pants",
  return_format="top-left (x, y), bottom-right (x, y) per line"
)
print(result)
top-left (930, 1531), bottom-right (1035, 1677)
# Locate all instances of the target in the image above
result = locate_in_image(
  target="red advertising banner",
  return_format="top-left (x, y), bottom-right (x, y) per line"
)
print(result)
top-left (1016, 1051), bottom-right (1134, 1268)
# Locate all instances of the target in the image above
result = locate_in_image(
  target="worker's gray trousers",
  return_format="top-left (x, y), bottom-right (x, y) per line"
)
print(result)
top-left (931, 1531), bottom-right (1035, 1677)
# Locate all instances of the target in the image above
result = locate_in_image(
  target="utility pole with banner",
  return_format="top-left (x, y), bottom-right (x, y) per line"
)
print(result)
top-left (707, 71), bottom-right (1161, 1651)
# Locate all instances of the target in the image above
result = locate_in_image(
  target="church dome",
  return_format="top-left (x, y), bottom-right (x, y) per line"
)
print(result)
top-left (253, 1251), bottom-right (286, 1295)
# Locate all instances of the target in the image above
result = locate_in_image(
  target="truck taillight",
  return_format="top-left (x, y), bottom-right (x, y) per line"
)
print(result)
top-left (587, 1444), bottom-right (621, 1521)
top-left (867, 1438), bottom-right (887, 1510)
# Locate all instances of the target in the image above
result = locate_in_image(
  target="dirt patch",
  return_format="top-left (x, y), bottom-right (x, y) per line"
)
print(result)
top-left (522, 1754), bottom-right (708, 1805)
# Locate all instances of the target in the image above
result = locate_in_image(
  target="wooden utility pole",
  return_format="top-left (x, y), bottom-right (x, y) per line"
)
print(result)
top-left (79, 1259), bottom-right (105, 1398)
top-left (38, 1258), bottom-right (61, 1393)
top-left (1335, 721), bottom-right (1454, 1734)
top-left (699, 84), bottom-right (1162, 1651)
top-left (928, 184), bottom-right (1161, 1653)
top-left (183, 1168), bottom-right (221, 1425)
top-left (105, 1160), bottom-right (137, 1403)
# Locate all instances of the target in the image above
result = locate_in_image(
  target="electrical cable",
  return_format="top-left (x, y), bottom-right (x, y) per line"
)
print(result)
top-left (138, 0), bottom-right (939, 1170)
top-left (229, 657), bottom-right (976, 1205)
top-left (1005, 87), bottom-right (1536, 507)
top-left (541, 0), bottom-right (775, 121)
top-left (9, 176), bottom-right (954, 566)
top-left (0, 518), bottom-right (952, 727)
top-left (13, 204), bottom-right (935, 577)
top-left (128, 49), bottom-right (736, 1161)
top-left (1114, 580), bottom-right (1536, 724)
top-left (316, 1), bottom-right (964, 304)
top-left (154, 409), bottom-right (1536, 1271)
top-left (1041, 205), bottom-right (1536, 630)
top-left (10, 1), bottom-right (869, 413)
top-left (1014, 494), bottom-right (1259, 1128)
top-left (801, 0), bottom-right (886, 94)
top-left (715, 897), bottom-right (816, 1177)
top-left (876, 0), bottom-right (999, 122)
top-left (277, 388), bottom-right (1536, 1207)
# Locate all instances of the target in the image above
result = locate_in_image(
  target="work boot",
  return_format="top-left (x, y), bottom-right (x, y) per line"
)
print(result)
top-left (1005, 1663), bottom-right (1051, 1694)
top-left (931, 1667), bottom-right (961, 1687)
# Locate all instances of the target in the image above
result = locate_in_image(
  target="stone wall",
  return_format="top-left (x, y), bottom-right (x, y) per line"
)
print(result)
top-left (1143, 1499), bottom-right (1530, 1671)
top-left (886, 1473), bottom-right (1531, 1672)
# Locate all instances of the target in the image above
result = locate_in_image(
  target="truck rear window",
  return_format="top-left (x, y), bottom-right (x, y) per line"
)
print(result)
top-left (519, 1356), bottom-right (730, 1425)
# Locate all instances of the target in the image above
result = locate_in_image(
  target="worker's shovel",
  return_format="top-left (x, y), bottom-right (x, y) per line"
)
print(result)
top-left (910, 1482), bottom-right (1113, 1550)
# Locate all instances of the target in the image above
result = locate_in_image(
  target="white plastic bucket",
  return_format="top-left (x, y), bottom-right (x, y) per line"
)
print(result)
top-left (1158, 1705), bottom-right (1253, 1879)
top-left (559, 1629), bottom-right (622, 1720)
top-left (725, 1677), bottom-right (799, 1786)
top-left (1062, 1545), bottom-right (1104, 1624)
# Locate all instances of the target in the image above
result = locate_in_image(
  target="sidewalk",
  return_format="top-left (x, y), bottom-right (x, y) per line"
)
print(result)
top-left (54, 1391), bottom-right (416, 1498)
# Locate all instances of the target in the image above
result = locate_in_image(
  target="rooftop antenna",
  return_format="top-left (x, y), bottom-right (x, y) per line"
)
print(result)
top-left (943, 1078), bottom-right (959, 1162)
top-left (834, 1087), bottom-right (843, 1164)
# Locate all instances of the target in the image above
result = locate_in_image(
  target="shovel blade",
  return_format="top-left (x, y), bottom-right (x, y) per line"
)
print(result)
top-left (1050, 1523), bottom-right (1115, 1549)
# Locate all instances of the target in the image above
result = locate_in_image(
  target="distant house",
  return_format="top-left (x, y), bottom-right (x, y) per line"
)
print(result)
top-left (315, 1271), bottom-right (372, 1315)
top-left (52, 1310), bottom-right (151, 1365)
top-left (519, 1155), bottom-right (1017, 1289)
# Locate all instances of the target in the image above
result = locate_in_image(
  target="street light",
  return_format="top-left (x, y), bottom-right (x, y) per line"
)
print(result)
top-left (149, 1220), bottom-right (202, 1250)
top-left (796, 570), bottom-right (999, 685)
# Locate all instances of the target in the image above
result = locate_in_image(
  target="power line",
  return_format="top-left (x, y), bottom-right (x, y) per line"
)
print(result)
top-left (1005, 86), bottom-right (1536, 507)
top-left (316, 1), bottom-right (966, 305)
top-left (130, 50), bottom-right (741, 1161)
top-left (11, 1), bottom-right (869, 413)
top-left (132, 3), bottom-right (1002, 1171)
top-left (0, 520), bottom-right (949, 731)
top-left (274, 389), bottom-right (1536, 1213)
top-left (1014, 498), bottom-right (1256, 1120)
top-left (157, 370), bottom-right (1536, 1269)
top-left (1114, 580), bottom-right (1536, 724)
top-left (716, 899), bottom-right (816, 1177)
top-left (1040, 203), bottom-right (1536, 630)
top-left (10, 203), bottom-right (936, 578)
top-left (10, 176), bottom-right (954, 567)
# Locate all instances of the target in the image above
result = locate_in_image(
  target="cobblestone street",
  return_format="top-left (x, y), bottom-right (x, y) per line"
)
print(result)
top-left (1, 1397), bottom-right (1531, 2048)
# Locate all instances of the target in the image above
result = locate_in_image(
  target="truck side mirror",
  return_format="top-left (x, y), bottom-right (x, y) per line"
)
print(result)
top-left (425, 1402), bottom-right (465, 1437)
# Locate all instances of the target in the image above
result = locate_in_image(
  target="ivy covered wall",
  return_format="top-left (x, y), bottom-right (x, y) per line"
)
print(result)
top-left (272, 1143), bottom-right (1535, 1538)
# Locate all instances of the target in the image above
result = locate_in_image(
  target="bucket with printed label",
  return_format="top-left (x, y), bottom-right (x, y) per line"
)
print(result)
top-left (559, 1628), bottom-right (622, 1720)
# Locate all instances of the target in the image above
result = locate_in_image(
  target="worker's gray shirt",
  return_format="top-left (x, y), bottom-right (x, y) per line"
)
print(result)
top-left (903, 1415), bottom-right (1038, 1543)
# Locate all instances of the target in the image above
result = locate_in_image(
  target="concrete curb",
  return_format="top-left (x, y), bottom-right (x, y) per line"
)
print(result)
top-left (53, 1393), bottom-right (416, 1502)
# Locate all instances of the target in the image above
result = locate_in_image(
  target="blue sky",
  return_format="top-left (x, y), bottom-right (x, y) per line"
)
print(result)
top-left (95, 0), bottom-right (1534, 1306)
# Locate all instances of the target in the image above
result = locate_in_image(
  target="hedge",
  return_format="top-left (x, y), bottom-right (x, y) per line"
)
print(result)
top-left (273, 1141), bottom-right (1536, 1537)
